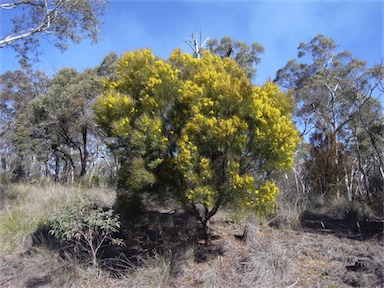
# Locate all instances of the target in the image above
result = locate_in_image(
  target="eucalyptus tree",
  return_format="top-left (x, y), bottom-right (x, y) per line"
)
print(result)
top-left (349, 98), bottom-right (384, 202)
top-left (0, 69), bottom-right (50, 180)
top-left (0, 0), bottom-right (106, 66)
top-left (28, 67), bottom-right (102, 181)
top-left (185, 32), bottom-right (264, 80)
top-left (275, 34), bottom-right (383, 203)
top-left (96, 51), bottom-right (119, 78)
top-left (206, 36), bottom-right (264, 79)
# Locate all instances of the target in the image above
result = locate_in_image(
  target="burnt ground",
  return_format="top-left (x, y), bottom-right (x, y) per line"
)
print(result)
top-left (289, 211), bottom-right (384, 287)
top-left (1, 208), bottom-right (383, 287)
top-left (300, 211), bottom-right (384, 241)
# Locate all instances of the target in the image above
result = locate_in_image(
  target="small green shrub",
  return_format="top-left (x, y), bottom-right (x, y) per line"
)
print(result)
top-left (48, 195), bottom-right (123, 267)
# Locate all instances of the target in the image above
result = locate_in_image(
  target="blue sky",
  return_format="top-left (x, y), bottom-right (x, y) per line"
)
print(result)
top-left (1, 0), bottom-right (383, 85)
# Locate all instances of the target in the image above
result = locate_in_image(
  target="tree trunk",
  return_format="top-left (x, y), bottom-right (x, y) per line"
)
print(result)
top-left (79, 126), bottom-right (88, 178)
top-left (201, 219), bottom-right (211, 246)
top-left (191, 199), bottom-right (221, 247)
top-left (54, 148), bottom-right (60, 182)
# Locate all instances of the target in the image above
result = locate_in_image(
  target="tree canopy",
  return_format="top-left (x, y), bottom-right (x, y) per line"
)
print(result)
top-left (31, 68), bottom-right (101, 178)
top-left (206, 36), bottom-right (264, 79)
top-left (0, 69), bottom-right (50, 180)
top-left (95, 49), bottom-right (299, 244)
top-left (0, 0), bottom-right (106, 65)
top-left (275, 34), bottom-right (384, 203)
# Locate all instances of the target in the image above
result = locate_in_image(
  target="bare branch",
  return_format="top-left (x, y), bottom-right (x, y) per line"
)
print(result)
top-left (0, 0), bottom-right (65, 48)
top-left (185, 30), bottom-right (209, 59)
top-left (0, 1), bottom-right (42, 9)
top-left (0, 0), bottom-right (105, 65)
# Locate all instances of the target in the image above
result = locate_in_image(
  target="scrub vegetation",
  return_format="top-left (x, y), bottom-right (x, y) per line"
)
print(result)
top-left (0, 25), bottom-right (383, 288)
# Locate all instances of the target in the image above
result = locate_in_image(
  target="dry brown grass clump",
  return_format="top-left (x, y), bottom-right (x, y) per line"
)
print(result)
top-left (239, 225), bottom-right (294, 287)
top-left (0, 247), bottom-right (78, 287)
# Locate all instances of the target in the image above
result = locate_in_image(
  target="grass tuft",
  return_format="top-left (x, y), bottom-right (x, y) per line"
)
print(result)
top-left (0, 209), bottom-right (46, 254)
top-left (0, 247), bottom-right (78, 288)
top-left (122, 252), bottom-right (173, 287)
top-left (240, 236), bottom-right (293, 287)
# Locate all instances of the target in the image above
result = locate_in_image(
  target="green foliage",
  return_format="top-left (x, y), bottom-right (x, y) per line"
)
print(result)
top-left (26, 67), bottom-right (102, 181)
top-left (0, 209), bottom-right (45, 254)
top-left (1, 0), bottom-right (106, 66)
top-left (275, 34), bottom-right (384, 205)
top-left (0, 56), bottom-right (118, 184)
top-left (48, 195), bottom-right (122, 266)
top-left (0, 70), bottom-right (51, 182)
top-left (206, 36), bottom-right (264, 79)
top-left (95, 48), bottom-right (299, 238)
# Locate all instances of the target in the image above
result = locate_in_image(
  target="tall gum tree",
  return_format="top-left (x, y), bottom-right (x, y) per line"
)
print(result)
top-left (95, 49), bottom-right (299, 245)
top-left (206, 36), bottom-right (264, 80)
top-left (275, 34), bottom-right (383, 202)
top-left (185, 32), bottom-right (264, 80)
top-left (0, 0), bottom-right (106, 65)
top-left (0, 69), bottom-right (50, 180)
top-left (27, 67), bottom-right (101, 181)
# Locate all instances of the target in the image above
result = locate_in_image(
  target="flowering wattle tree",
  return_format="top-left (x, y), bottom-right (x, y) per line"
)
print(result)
top-left (95, 49), bottom-right (299, 245)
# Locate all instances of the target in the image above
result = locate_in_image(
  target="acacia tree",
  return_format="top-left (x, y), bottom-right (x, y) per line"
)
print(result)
top-left (95, 49), bottom-right (299, 245)
top-left (1, 0), bottom-right (106, 65)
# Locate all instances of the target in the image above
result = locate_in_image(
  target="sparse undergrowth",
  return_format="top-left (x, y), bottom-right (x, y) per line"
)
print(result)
top-left (0, 184), bottom-right (383, 288)
top-left (0, 183), bottom-right (116, 256)
top-left (48, 194), bottom-right (123, 268)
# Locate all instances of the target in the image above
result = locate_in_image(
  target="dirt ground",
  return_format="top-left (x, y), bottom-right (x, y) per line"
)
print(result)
top-left (168, 211), bottom-right (384, 288)
top-left (1, 209), bottom-right (383, 288)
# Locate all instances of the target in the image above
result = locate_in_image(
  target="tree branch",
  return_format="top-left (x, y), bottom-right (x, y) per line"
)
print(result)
top-left (0, 0), bottom-right (65, 48)
top-left (0, 1), bottom-right (41, 10)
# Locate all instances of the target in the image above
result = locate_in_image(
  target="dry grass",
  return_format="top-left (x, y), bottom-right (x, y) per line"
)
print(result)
top-left (240, 226), bottom-right (293, 287)
top-left (0, 184), bottom-right (383, 288)
top-left (120, 252), bottom-right (173, 287)
top-left (273, 191), bottom-right (307, 230)
top-left (0, 183), bottom-right (116, 256)
top-left (0, 247), bottom-right (78, 288)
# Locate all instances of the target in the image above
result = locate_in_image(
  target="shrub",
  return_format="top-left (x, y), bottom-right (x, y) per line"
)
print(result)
top-left (48, 195), bottom-right (123, 267)
top-left (94, 49), bottom-right (299, 246)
